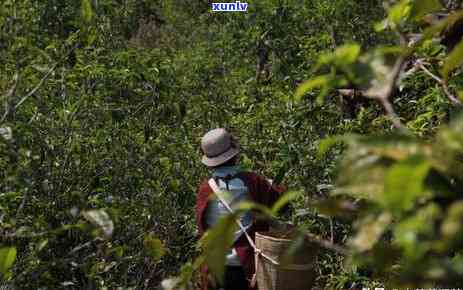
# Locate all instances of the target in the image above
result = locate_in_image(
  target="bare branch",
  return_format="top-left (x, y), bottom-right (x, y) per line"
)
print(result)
top-left (1, 72), bottom-right (20, 122)
top-left (14, 61), bottom-right (60, 110)
top-left (379, 97), bottom-right (405, 130)
top-left (415, 59), bottom-right (462, 105)
top-left (1, 43), bottom-right (79, 123)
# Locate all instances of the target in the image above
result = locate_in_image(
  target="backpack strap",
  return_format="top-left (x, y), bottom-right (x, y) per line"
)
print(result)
top-left (208, 178), bottom-right (279, 264)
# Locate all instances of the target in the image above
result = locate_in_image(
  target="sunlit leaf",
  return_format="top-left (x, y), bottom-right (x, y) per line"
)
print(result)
top-left (441, 201), bottom-right (463, 238)
top-left (0, 246), bottom-right (17, 277)
top-left (383, 155), bottom-right (431, 213)
top-left (294, 75), bottom-right (330, 101)
top-left (394, 203), bottom-right (441, 259)
top-left (458, 90), bottom-right (463, 102)
top-left (388, 0), bottom-right (412, 28)
top-left (374, 19), bottom-right (389, 32)
top-left (81, 0), bottom-right (94, 23)
top-left (432, 117), bottom-right (463, 177)
top-left (351, 212), bottom-right (392, 252)
top-left (313, 197), bottom-right (359, 218)
top-left (334, 43), bottom-right (361, 66)
top-left (317, 136), bottom-right (341, 159)
top-left (271, 191), bottom-right (301, 215)
top-left (442, 40), bottom-right (463, 81)
top-left (199, 215), bottom-right (237, 283)
top-left (143, 234), bottom-right (166, 262)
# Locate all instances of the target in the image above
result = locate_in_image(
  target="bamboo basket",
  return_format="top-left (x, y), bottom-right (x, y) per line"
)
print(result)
top-left (255, 231), bottom-right (319, 290)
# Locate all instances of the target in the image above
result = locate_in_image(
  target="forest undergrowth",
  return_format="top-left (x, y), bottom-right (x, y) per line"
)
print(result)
top-left (1, 0), bottom-right (463, 289)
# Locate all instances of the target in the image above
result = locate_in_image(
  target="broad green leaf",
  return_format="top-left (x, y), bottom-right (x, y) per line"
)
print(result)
top-left (433, 117), bottom-right (463, 176)
top-left (160, 157), bottom-right (170, 168)
top-left (441, 201), bottom-right (463, 238)
top-left (388, 0), bottom-right (412, 28)
top-left (351, 212), bottom-right (392, 252)
top-left (374, 19), bottom-right (388, 32)
top-left (81, 0), bottom-right (94, 23)
top-left (383, 155), bottom-right (431, 213)
top-left (410, 0), bottom-right (442, 20)
top-left (143, 234), bottom-right (166, 262)
top-left (442, 40), bottom-right (463, 81)
top-left (317, 136), bottom-right (341, 159)
top-left (334, 44), bottom-right (361, 66)
top-left (294, 75), bottom-right (330, 101)
top-left (199, 215), bottom-right (237, 283)
top-left (82, 209), bottom-right (114, 238)
top-left (271, 191), bottom-right (301, 215)
top-left (0, 246), bottom-right (17, 276)
top-left (313, 198), bottom-right (358, 218)
top-left (317, 43), bottom-right (361, 68)
top-left (394, 203), bottom-right (441, 259)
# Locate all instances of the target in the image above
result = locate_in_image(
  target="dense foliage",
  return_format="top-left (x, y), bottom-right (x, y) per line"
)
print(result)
top-left (1, 0), bottom-right (463, 289)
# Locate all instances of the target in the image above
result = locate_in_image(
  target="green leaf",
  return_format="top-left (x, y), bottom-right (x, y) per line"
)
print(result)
top-left (374, 19), bottom-right (388, 32)
top-left (442, 40), bottom-right (463, 81)
top-left (441, 201), bottom-right (463, 238)
top-left (0, 246), bottom-right (17, 277)
top-left (199, 215), bottom-right (237, 283)
top-left (394, 203), bottom-right (441, 259)
top-left (383, 155), bottom-right (431, 213)
top-left (388, 0), bottom-right (412, 28)
top-left (410, 0), bottom-right (442, 20)
top-left (81, 0), bottom-right (94, 23)
top-left (313, 197), bottom-right (359, 218)
top-left (143, 235), bottom-right (166, 262)
top-left (317, 136), bottom-right (341, 159)
top-left (317, 44), bottom-right (361, 68)
top-left (82, 209), bottom-right (114, 238)
top-left (271, 191), bottom-right (300, 215)
top-left (334, 44), bottom-right (361, 66)
top-left (351, 212), bottom-right (392, 252)
top-left (294, 75), bottom-right (330, 101)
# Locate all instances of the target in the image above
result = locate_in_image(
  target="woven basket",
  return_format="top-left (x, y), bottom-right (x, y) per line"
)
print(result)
top-left (255, 231), bottom-right (318, 290)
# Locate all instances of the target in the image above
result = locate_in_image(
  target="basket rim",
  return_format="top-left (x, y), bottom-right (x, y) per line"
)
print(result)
top-left (255, 231), bottom-right (293, 242)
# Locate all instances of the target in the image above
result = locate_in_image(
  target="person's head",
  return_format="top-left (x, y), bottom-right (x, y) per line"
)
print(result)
top-left (200, 128), bottom-right (240, 168)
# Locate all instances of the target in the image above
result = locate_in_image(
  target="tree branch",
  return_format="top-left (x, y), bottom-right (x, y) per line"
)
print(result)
top-left (1, 72), bottom-right (20, 123)
top-left (1, 43), bottom-right (79, 123)
top-left (415, 59), bottom-right (462, 105)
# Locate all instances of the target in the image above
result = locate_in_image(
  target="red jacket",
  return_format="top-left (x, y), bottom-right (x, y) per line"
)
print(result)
top-left (195, 171), bottom-right (285, 290)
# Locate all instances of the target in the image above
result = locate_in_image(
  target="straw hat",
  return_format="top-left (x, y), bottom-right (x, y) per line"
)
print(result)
top-left (201, 128), bottom-right (239, 167)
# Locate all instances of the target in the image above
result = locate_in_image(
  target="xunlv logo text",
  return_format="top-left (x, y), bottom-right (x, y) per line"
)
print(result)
top-left (212, 1), bottom-right (248, 12)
